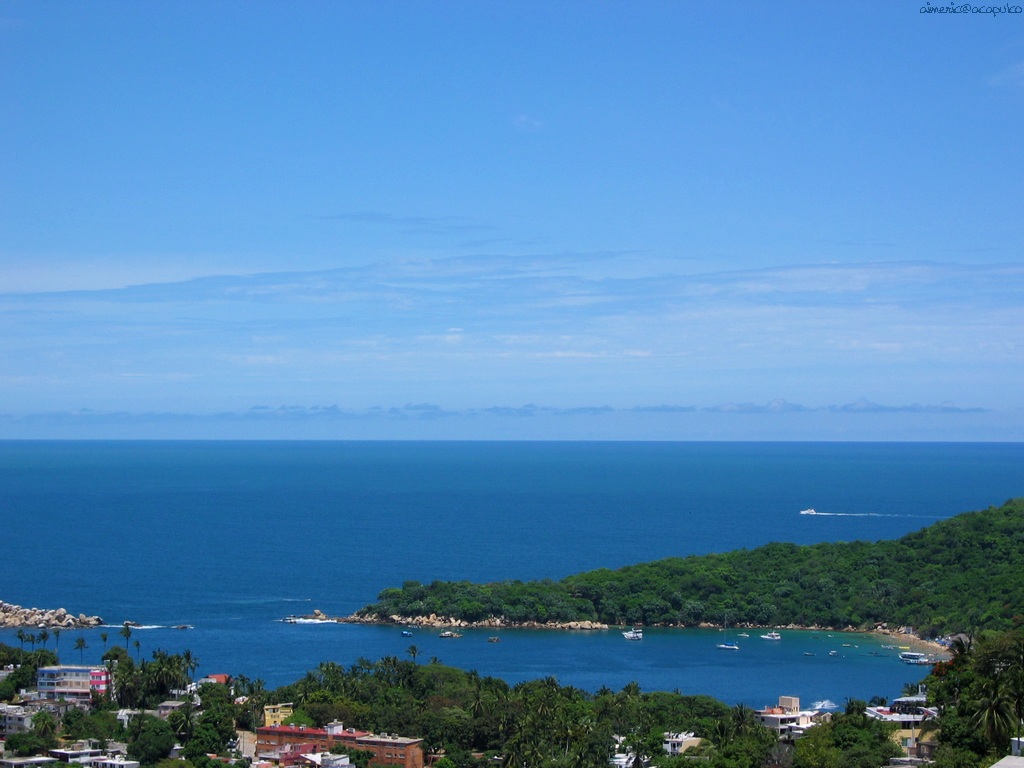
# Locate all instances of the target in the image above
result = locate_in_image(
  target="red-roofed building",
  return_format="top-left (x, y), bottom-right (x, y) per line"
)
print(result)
top-left (199, 674), bottom-right (232, 686)
top-left (256, 725), bottom-right (331, 755)
top-left (254, 724), bottom-right (423, 768)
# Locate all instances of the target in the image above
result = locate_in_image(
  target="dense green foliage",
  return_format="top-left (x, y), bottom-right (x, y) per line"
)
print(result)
top-left (791, 700), bottom-right (901, 768)
top-left (100, 645), bottom-right (200, 710)
top-left (125, 715), bottom-right (177, 766)
top-left (0, 642), bottom-right (231, 766)
top-left (260, 654), bottom-right (926, 768)
top-left (0, 643), bottom-right (59, 700)
top-left (360, 498), bottom-right (1024, 635)
top-left (11, 635), bottom-right (1005, 768)
top-left (922, 629), bottom-right (1024, 765)
top-left (267, 656), bottom-right (762, 768)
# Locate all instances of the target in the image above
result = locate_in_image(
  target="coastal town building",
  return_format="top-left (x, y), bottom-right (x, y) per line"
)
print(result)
top-left (263, 703), bottom-right (294, 727)
top-left (197, 674), bottom-right (232, 686)
top-left (156, 701), bottom-right (186, 719)
top-left (866, 693), bottom-right (938, 758)
top-left (302, 754), bottom-right (352, 768)
top-left (92, 759), bottom-right (140, 768)
top-left (340, 732), bottom-right (424, 768)
top-left (608, 751), bottom-right (638, 768)
top-left (0, 703), bottom-right (34, 737)
top-left (755, 696), bottom-right (822, 741)
top-left (0, 757), bottom-right (58, 768)
top-left (267, 744), bottom-right (328, 767)
top-left (41, 742), bottom-right (137, 768)
top-left (662, 732), bottom-right (701, 756)
top-left (254, 724), bottom-right (424, 768)
top-left (115, 710), bottom-right (144, 729)
top-left (35, 667), bottom-right (110, 703)
top-left (48, 747), bottom-right (106, 763)
top-left (256, 725), bottom-right (332, 755)
top-left (610, 731), bottom-right (701, 767)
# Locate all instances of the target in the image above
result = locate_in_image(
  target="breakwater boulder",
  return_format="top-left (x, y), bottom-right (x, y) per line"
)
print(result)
top-left (0, 601), bottom-right (104, 629)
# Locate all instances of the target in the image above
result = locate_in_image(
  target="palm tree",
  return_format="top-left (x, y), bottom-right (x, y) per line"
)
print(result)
top-left (182, 649), bottom-right (198, 685)
top-left (469, 672), bottom-right (488, 720)
top-left (407, 644), bottom-right (419, 663)
top-left (27, 632), bottom-right (37, 651)
top-left (731, 702), bottom-right (758, 736)
top-left (120, 622), bottom-right (133, 650)
top-left (844, 698), bottom-right (868, 719)
top-left (1003, 631), bottom-right (1024, 744)
top-left (52, 628), bottom-right (61, 653)
top-left (707, 718), bottom-right (736, 749)
top-left (15, 629), bottom-right (26, 650)
top-left (31, 710), bottom-right (57, 745)
top-left (248, 678), bottom-right (267, 729)
top-left (74, 637), bottom-right (88, 663)
top-left (169, 698), bottom-right (197, 742)
top-left (971, 676), bottom-right (1015, 754)
top-left (134, 639), bottom-right (141, 661)
top-left (100, 631), bottom-right (108, 651)
top-left (149, 650), bottom-right (178, 695)
top-left (38, 629), bottom-right (49, 648)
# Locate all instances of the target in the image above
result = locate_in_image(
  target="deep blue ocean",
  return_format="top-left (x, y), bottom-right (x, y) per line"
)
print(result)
top-left (2, 441), bottom-right (1022, 707)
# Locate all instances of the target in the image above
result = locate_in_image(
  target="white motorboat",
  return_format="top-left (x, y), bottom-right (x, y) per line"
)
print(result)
top-left (622, 628), bottom-right (643, 641)
top-left (899, 651), bottom-right (933, 665)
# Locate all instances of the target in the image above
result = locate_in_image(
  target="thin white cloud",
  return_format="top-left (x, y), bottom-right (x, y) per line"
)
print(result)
top-left (513, 113), bottom-right (544, 131)
top-left (986, 60), bottom-right (1024, 90)
top-left (1, 257), bottom-right (1020, 417)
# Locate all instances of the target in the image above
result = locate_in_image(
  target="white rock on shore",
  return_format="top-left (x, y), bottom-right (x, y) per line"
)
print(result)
top-left (0, 601), bottom-right (104, 629)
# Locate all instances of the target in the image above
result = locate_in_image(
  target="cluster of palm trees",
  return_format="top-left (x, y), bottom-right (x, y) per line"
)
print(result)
top-left (231, 674), bottom-right (270, 730)
top-left (107, 647), bottom-right (199, 709)
top-left (266, 654), bottom-right (784, 768)
top-left (925, 630), bottom-right (1024, 759)
top-left (13, 628), bottom-right (56, 651)
top-left (14, 627), bottom-right (92, 664)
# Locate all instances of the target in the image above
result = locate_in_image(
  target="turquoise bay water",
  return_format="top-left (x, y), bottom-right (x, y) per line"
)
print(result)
top-left (1, 441), bottom-right (1022, 705)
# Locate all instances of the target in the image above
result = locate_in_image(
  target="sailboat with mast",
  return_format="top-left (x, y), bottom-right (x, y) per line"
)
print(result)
top-left (716, 613), bottom-right (739, 651)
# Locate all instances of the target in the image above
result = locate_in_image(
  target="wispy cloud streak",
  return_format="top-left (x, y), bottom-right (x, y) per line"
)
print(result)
top-left (0, 257), bottom-right (1020, 415)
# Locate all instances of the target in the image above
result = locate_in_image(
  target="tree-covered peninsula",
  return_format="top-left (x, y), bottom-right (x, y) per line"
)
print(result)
top-left (358, 498), bottom-right (1024, 636)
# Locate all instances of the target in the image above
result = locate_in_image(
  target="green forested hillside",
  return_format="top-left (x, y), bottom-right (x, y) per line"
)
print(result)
top-left (360, 498), bottom-right (1024, 636)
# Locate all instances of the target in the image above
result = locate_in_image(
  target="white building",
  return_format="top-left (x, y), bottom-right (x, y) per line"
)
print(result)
top-left (35, 667), bottom-right (111, 703)
top-left (662, 732), bottom-right (700, 756)
top-left (756, 696), bottom-right (822, 741)
top-left (93, 759), bottom-right (140, 768)
top-left (0, 703), bottom-right (34, 737)
top-left (866, 694), bottom-right (938, 757)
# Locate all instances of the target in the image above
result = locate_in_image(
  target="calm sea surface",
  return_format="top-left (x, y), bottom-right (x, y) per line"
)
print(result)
top-left (2, 440), bottom-right (1022, 706)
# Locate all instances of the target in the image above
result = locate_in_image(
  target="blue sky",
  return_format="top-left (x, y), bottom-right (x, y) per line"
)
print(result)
top-left (1, 1), bottom-right (1022, 440)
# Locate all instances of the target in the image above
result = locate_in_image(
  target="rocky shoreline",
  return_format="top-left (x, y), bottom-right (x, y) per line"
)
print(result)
top-left (288, 609), bottom-right (609, 631)
top-left (286, 611), bottom-right (947, 652)
top-left (0, 601), bottom-right (104, 629)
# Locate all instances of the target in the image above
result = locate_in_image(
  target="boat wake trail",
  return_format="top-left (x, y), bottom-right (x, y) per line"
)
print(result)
top-left (804, 512), bottom-right (940, 518)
